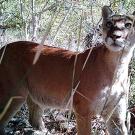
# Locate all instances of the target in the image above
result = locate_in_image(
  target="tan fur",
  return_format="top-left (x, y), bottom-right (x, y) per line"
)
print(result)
top-left (0, 6), bottom-right (135, 135)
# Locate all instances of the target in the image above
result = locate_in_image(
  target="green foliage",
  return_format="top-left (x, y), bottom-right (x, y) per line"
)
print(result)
top-left (0, 0), bottom-right (107, 46)
top-left (0, 0), bottom-right (135, 49)
top-left (0, 0), bottom-right (23, 28)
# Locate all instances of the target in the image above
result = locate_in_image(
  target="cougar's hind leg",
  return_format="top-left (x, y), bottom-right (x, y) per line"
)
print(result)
top-left (0, 96), bottom-right (25, 134)
top-left (27, 95), bottom-right (44, 131)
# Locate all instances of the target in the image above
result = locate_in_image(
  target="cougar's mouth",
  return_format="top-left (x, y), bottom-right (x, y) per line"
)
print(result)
top-left (113, 40), bottom-right (125, 47)
top-left (105, 37), bottom-right (125, 51)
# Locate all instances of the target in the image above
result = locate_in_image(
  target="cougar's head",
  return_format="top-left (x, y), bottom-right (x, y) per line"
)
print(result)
top-left (102, 6), bottom-right (135, 52)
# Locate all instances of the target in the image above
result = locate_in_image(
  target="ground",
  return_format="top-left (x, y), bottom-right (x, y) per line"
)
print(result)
top-left (5, 104), bottom-right (107, 135)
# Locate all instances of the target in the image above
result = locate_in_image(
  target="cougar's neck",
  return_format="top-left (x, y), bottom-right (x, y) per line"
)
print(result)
top-left (79, 45), bottom-right (134, 80)
top-left (103, 46), bottom-right (134, 82)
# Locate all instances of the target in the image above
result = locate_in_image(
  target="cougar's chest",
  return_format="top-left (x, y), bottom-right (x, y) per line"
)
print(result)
top-left (90, 76), bottom-right (129, 115)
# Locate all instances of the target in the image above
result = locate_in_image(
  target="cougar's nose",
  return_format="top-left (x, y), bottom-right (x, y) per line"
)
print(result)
top-left (111, 35), bottom-right (121, 39)
top-left (111, 30), bottom-right (123, 40)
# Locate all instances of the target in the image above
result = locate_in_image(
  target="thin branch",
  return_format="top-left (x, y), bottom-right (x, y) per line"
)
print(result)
top-left (33, 6), bottom-right (61, 64)
top-left (37, 3), bottom-right (57, 15)
top-left (53, 3), bottom-right (74, 43)
top-left (0, 44), bottom-right (7, 64)
top-left (76, 10), bottom-right (83, 51)
top-left (0, 0), bottom-right (7, 5)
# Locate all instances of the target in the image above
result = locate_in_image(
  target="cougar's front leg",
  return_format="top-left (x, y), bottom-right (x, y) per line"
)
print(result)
top-left (73, 98), bottom-right (91, 135)
top-left (105, 115), bottom-right (127, 135)
top-left (75, 112), bottom-right (91, 135)
top-left (27, 95), bottom-right (44, 131)
top-left (103, 99), bottom-right (128, 135)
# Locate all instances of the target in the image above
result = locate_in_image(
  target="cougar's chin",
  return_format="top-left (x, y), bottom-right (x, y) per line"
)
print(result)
top-left (105, 37), bottom-right (125, 52)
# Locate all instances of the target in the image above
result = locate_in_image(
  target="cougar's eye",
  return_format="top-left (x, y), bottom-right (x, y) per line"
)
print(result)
top-left (125, 23), bottom-right (132, 29)
top-left (106, 21), bottom-right (113, 28)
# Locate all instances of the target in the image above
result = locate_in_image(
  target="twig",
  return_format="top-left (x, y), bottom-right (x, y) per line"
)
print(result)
top-left (53, 2), bottom-right (74, 43)
top-left (76, 10), bottom-right (83, 52)
top-left (33, 8), bottom-right (59, 64)
top-left (0, 44), bottom-right (7, 64)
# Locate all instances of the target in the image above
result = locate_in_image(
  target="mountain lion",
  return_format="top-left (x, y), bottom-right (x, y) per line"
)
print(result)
top-left (0, 6), bottom-right (135, 135)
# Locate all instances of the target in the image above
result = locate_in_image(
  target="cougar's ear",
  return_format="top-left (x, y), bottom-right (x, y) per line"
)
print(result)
top-left (102, 6), bottom-right (113, 19)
